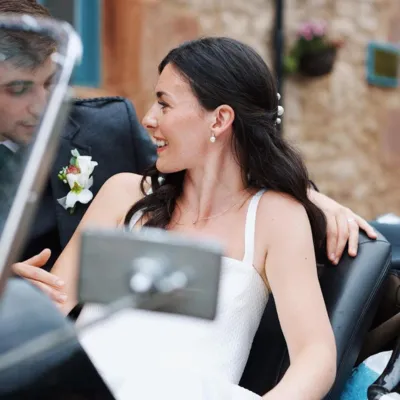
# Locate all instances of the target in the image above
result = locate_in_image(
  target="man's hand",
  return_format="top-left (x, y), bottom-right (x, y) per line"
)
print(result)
top-left (12, 249), bottom-right (67, 305)
top-left (308, 190), bottom-right (377, 264)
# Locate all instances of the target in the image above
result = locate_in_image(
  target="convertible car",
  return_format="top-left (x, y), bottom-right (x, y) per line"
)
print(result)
top-left (0, 14), bottom-right (398, 400)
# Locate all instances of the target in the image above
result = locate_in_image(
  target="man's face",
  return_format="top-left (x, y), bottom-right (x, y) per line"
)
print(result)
top-left (0, 56), bottom-right (56, 145)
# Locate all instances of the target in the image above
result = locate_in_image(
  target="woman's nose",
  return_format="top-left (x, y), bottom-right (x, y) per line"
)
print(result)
top-left (142, 104), bottom-right (159, 130)
top-left (142, 114), bottom-right (158, 130)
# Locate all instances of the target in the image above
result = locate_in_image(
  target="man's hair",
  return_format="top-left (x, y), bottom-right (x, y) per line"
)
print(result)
top-left (0, 0), bottom-right (55, 69)
top-left (0, 0), bottom-right (51, 16)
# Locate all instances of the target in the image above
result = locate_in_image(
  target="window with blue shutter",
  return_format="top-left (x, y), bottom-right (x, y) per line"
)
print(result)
top-left (37, 0), bottom-right (101, 87)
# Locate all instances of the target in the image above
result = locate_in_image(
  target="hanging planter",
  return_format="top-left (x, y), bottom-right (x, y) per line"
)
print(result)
top-left (298, 46), bottom-right (337, 76)
top-left (284, 20), bottom-right (344, 78)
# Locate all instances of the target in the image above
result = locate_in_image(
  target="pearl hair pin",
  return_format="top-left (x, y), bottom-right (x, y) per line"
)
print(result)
top-left (276, 93), bottom-right (284, 125)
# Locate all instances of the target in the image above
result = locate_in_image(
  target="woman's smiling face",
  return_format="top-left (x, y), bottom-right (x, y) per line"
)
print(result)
top-left (142, 63), bottom-right (214, 174)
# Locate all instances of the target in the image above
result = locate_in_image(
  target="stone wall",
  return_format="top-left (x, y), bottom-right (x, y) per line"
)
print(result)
top-left (99, 0), bottom-right (400, 219)
top-left (283, 0), bottom-right (400, 219)
top-left (160, 0), bottom-right (400, 219)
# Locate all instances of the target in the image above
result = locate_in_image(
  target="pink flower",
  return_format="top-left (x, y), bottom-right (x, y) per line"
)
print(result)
top-left (298, 23), bottom-right (313, 40)
top-left (297, 20), bottom-right (327, 40)
top-left (303, 30), bottom-right (313, 40)
top-left (312, 21), bottom-right (326, 36)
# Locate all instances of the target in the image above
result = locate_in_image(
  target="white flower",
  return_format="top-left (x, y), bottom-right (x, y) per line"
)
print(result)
top-left (57, 149), bottom-right (98, 213)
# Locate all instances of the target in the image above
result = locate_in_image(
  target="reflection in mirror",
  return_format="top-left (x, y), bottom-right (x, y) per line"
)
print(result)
top-left (0, 27), bottom-right (58, 233)
top-left (0, 15), bottom-right (81, 291)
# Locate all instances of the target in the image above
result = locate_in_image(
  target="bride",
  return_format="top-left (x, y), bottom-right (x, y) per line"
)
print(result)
top-left (15, 37), bottom-right (338, 399)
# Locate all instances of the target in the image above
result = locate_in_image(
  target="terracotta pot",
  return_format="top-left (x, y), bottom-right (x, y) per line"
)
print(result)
top-left (298, 46), bottom-right (337, 77)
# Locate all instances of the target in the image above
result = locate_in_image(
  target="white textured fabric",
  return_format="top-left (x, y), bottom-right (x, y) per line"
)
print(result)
top-left (78, 190), bottom-right (269, 399)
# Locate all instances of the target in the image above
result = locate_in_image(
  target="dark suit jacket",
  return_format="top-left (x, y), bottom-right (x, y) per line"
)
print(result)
top-left (21, 96), bottom-right (156, 269)
top-left (0, 147), bottom-right (26, 233)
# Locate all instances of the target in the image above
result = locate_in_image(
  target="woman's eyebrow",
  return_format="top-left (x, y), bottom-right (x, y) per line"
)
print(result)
top-left (156, 90), bottom-right (172, 99)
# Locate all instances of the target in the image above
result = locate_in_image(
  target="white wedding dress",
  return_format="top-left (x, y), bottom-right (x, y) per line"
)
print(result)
top-left (77, 190), bottom-right (269, 399)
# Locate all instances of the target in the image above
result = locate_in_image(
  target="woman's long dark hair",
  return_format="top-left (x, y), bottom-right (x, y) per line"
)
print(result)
top-left (125, 37), bottom-right (326, 253)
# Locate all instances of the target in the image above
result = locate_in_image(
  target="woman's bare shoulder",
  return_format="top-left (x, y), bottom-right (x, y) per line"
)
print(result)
top-left (90, 173), bottom-right (146, 224)
top-left (256, 190), bottom-right (315, 276)
top-left (257, 190), bottom-right (310, 239)
top-left (259, 190), bottom-right (306, 213)
top-left (102, 172), bottom-right (144, 197)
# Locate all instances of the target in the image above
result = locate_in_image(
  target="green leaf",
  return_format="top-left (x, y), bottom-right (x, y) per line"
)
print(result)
top-left (71, 149), bottom-right (80, 157)
top-left (57, 168), bottom-right (67, 182)
top-left (284, 55), bottom-right (298, 74)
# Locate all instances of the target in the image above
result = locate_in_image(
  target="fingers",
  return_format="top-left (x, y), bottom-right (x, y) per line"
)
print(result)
top-left (355, 216), bottom-right (377, 239)
top-left (23, 248), bottom-right (52, 267)
top-left (346, 217), bottom-right (359, 257)
top-left (12, 261), bottom-right (64, 288)
top-left (13, 261), bottom-right (67, 306)
top-left (326, 210), bottom-right (378, 264)
top-left (326, 215), bottom-right (338, 264)
top-left (27, 279), bottom-right (68, 305)
top-left (345, 214), bottom-right (377, 258)
top-left (326, 209), bottom-right (356, 264)
top-left (334, 212), bottom-right (350, 263)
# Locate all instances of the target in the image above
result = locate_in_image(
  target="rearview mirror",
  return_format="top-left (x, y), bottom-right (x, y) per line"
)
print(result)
top-left (0, 14), bottom-right (82, 294)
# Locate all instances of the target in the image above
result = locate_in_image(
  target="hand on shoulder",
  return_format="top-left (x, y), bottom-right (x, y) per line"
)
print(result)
top-left (308, 188), bottom-right (377, 264)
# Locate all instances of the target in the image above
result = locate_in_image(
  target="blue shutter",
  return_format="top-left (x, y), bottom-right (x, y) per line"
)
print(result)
top-left (73, 0), bottom-right (101, 87)
top-left (37, 0), bottom-right (101, 87)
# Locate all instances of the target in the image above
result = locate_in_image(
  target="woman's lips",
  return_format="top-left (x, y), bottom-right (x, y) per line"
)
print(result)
top-left (157, 145), bottom-right (168, 153)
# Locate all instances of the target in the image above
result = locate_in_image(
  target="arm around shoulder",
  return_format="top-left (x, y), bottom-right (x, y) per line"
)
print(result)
top-left (51, 173), bottom-right (143, 315)
top-left (260, 193), bottom-right (336, 400)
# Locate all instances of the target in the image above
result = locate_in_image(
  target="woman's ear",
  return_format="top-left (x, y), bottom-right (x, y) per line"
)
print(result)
top-left (210, 105), bottom-right (235, 138)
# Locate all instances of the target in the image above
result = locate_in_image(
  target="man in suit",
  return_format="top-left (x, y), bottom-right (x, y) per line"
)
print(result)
top-left (22, 97), bottom-right (156, 269)
top-left (0, 0), bottom-right (156, 269)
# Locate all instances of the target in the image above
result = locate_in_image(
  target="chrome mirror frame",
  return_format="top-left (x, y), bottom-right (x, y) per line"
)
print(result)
top-left (0, 15), bottom-right (83, 294)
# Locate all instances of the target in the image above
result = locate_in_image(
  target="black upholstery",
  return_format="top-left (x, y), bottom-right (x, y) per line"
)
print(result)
top-left (0, 278), bottom-right (115, 400)
top-left (240, 232), bottom-right (392, 399)
top-left (369, 221), bottom-right (400, 271)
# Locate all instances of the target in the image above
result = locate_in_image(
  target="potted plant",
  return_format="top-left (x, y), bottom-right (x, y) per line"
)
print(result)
top-left (284, 20), bottom-right (344, 77)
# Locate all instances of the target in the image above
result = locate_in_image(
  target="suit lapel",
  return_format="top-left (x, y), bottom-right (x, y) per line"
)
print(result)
top-left (51, 116), bottom-right (92, 247)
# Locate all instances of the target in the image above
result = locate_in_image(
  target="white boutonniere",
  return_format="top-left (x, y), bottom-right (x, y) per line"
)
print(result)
top-left (57, 149), bottom-right (98, 214)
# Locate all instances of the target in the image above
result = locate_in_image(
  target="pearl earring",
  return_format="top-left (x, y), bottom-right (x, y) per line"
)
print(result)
top-left (210, 134), bottom-right (216, 143)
